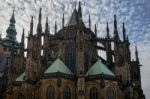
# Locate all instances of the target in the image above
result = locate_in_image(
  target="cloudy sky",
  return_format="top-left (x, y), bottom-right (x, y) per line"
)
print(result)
top-left (0, 0), bottom-right (150, 98)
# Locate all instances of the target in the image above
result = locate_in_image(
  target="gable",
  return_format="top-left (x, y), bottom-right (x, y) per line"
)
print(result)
top-left (44, 58), bottom-right (73, 75)
top-left (86, 59), bottom-right (115, 76)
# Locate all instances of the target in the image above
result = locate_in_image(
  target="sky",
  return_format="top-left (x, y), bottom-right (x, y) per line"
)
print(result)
top-left (0, 0), bottom-right (150, 98)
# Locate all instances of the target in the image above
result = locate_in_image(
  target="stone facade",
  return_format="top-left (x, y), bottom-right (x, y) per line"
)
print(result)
top-left (0, 2), bottom-right (145, 99)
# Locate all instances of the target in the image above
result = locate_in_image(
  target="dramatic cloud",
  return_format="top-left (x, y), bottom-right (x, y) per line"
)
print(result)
top-left (0, 0), bottom-right (149, 98)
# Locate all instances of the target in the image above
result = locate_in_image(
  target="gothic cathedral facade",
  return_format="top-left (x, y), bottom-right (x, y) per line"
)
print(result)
top-left (0, 2), bottom-right (145, 99)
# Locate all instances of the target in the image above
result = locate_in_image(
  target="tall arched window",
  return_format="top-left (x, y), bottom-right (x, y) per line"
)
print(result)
top-left (63, 86), bottom-right (71, 99)
top-left (90, 86), bottom-right (98, 99)
top-left (47, 86), bottom-right (54, 99)
top-left (106, 87), bottom-right (115, 99)
top-left (65, 43), bottom-right (75, 73)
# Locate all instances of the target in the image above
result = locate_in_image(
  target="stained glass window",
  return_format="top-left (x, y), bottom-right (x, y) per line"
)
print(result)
top-left (65, 42), bottom-right (75, 73)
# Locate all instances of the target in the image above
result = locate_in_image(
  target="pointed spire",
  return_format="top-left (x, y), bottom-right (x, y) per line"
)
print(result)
top-left (135, 46), bottom-right (139, 63)
top-left (45, 17), bottom-right (49, 34)
top-left (89, 15), bottom-right (91, 29)
top-left (10, 10), bottom-right (16, 23)
top-left (55, 21), bottom-right (57, 34)
top-left (21, 28), bottom-right (25, 47)
top-left (6, 10), bottom-right (17, 41)
top-left (62, 13), bottom-right (65, 28)
top-left (78, 1), bottom-right (82, 19)
top-left (95, 24), bottom-right (97, 38)
top-left (39, 8), bottom-right (42, 24)
top-left (114, 15), bottom-right (117, 30)
top-left (123, 22), bottom-right (126, 41)
top-left (126, 35), bottom-right (129, 44)
top-left (106, 22), bottom-right (110, 38)
top-left (114, 15), bottom-right (119, 42)
top-left (37, 8), bottom-right (42, 34)
top-left (30, 16), bottom-right (34, 36)
top-left (75, 1), bottom-right (77, 9)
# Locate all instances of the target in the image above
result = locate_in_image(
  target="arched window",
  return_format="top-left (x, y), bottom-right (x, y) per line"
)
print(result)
top-left (47, 86), bottom-right (54, 99)
top-left (84, 48), bottom-right (89, 72)
top-left (63, 86), bottom-right (71, 99)
top-left (65, 43), bottom-right (75, 73)
top-left (106, 87), bottom-right (115, 99)
top-left (90, 86), bottom-right (98, 99)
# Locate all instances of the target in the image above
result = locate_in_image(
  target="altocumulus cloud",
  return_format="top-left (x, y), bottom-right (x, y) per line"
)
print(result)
top-left (0, 0), bottom-right (150, 98)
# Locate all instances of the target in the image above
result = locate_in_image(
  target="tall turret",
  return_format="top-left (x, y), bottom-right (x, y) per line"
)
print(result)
top-left (6, 10), bottom-right (17, 41)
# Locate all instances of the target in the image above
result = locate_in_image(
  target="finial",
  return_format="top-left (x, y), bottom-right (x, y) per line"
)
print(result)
top-left (62, 13), bottom-right (64, 28)
top-left (89, 15), bottom-right (91, 29)
top-left (75, 1), bottom-right (77, 9)
top-left (45, 17), bottom-right (49, 34)
top-left (30, 16), bottom-right (33, 35)
top-left (114, 14), bottom-right (117, 29)
top-left (106, 22), bottom-right (110, 38)
top-left (113, 14), bottom-right (120, 42)
top-left (55, 21), bottom-right (57, 34)
top-left (21, 28), bottom-right (25, 45)
top-left (95, 24), bottom-right (97, 38)
top-left (135, 45), bottom-right (139, 62)
top-left (78, 1), bottom-right (82, 19)
top-left (10, 9), bottom-right (16, 23)
top-left (37, 8), bottom-right (42, 34)
top-left (39, 8), bottom-right (42, 24)
top-left (123, 22), bottom-right (126, 41)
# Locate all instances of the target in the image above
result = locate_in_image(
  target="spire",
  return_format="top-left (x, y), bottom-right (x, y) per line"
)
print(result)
top-left (30, 16), bottom-right (33, 36)
top-left (114, 15), bottom-right (117, 30)
top-left (78, 1), bottom-right (82, 19)
top-left (106, 22), bottom-right (110, 39)
top-left (45, 17), bottom-right (49, 34)
top-left (95, 24), bottom-right (97, 38)
top-left (126, 35), bottom-right (130, 45)
top-left (62, 13), bottom-right (65, 28)
top-left (21, 28), bottom-right (25, 47)
top-left (10, 10), bottom-right (16, 24)
top-left (114, 15), bottom-right (119, 42)
top-left (123, 22), bottom-right (126, 41)
top-left (55, 21), bottom-right (57, 34)
top-left (135, 46), bottom-right (139, 63)
top-left (6, 10), bottom-right (17, 41)
top-left (89, 15), bottom-right (91, 29)
top-left (37, 8), bottom-right (42, 34)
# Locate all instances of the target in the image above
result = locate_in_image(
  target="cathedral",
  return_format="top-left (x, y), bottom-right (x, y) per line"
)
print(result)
top-left (0, 2), bottom-right (145, 99)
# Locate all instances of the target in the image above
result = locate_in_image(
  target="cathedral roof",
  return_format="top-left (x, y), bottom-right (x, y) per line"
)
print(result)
top-left (86, 59), bottom-right (114, 76)
top-left (16, 72), bottom-right (25, 82)
top-left (67, 9), bottom-right (78, 26)
top-left (44, 58), bottom-right (73, 75)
